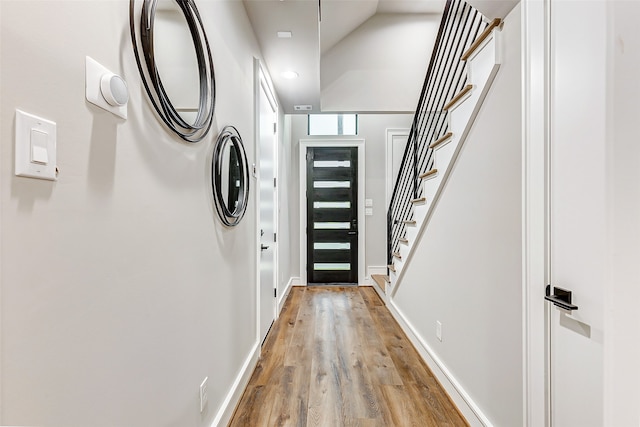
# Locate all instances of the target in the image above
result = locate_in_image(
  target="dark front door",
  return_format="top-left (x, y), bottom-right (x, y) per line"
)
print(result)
top-left (306, 146), bottom-right (358, 284)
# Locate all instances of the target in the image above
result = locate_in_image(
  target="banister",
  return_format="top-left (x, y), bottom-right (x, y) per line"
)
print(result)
top-left (387, 0), bottom-right (489, 269)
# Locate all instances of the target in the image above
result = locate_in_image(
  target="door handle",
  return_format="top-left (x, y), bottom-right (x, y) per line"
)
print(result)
top-left (348, 231), bottom-right (357, 235)
top-left (261, 244), bottom-right (270, 251)
top-left (545, 285), bottom-right (578, 311)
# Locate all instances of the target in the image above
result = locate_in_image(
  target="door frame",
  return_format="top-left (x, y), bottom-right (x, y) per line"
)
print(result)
top-left (254, 58), bottom-right (279, 344)
top-left (522, 0), bottom-right (550, 425)
top-left (299, 139), bottom-right (365, 285)
top-left (385, 128), bottom-right (410, 209)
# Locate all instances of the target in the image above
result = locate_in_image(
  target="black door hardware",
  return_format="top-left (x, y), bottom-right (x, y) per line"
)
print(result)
top-left (545, 285), bottom-right (578, 311)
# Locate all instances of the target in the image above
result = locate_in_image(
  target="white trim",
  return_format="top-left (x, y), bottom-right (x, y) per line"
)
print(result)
top-left (367, 265), bottom-right (387, 277)
top-left (278, 277), bottom-right (295, 313)
top-left (298, 139), bottom-right (366, 285)
top-left (521, 1), bottom-right (549, 426)
top-left (386, 299), bottom-right (492, 427)
top-left (210, 342), bottom-right (260, 427)
top-left (385, 128), bottom-right (410, 209)
top-left (212, 274), bottom-right (296, 426)
top-left (371, 276), bottom-right (387, 304)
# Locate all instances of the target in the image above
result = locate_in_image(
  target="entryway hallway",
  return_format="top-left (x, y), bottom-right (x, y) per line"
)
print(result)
top-left (229, 287), bottom-right (467, 426)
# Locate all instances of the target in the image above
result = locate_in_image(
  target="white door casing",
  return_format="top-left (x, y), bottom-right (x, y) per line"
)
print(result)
top-left (385, 128), bottom-right (409, 209)
top-left (255, 60), bottom-right (278, 345)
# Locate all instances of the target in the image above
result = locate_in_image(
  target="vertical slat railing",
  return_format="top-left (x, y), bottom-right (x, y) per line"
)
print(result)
top-left (387, 0), bottom-right (488, 268)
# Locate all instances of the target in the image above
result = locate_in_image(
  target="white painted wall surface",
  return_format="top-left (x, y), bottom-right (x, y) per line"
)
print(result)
top-left (0, 1), bottom-right (264, 425)
top-left (287, 114), bottom-right (413, 279)
top-left (391, 5), bottom-right (523, 426)
top-left (607, 1), bottom-right (640, 424)
top-left (320, 13), bottom-right (440, 113)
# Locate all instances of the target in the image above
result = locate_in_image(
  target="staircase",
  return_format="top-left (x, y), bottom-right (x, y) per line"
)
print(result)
top-left (383, 0), bottom-right (502, 296)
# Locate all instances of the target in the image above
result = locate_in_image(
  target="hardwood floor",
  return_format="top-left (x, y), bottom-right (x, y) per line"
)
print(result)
top-left (229, 287), bottom-right (468, 427)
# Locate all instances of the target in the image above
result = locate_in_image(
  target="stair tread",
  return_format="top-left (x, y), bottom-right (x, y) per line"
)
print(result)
top-left (430, 132), bottom-right (453, 150)
top-left (399, 238), bottom-right (409, 244)
top-left (403, 220), bottom-right (417, 225)
top-left (371, 274), bottom-right (390, 288)
top-left (461, 18), bottom-right (502, 61)
top-left (419, 169), bottom-right (438, 179)
top-left (443, 85), bottom-right (473, 111)
top-left (411, 197), bottom-right (427, 204)
top-left (388, 264), bottom-right (396, 272)
top-left (393, 252), bottom-right (402, 259)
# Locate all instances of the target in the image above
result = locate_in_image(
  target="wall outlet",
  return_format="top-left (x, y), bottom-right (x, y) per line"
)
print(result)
top-left (199, 377), bottom-right (208, 413)
top-left (436, 321), bottom-right (442, 342)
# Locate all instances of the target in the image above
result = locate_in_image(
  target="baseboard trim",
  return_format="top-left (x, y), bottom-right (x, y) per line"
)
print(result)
top-left (210, 342), bottom-right (260, 427)
top-left (371, 278), bottom-right (387, 304)
top-left (278, 277), bottom-right (296, 313)
top-left (386, 299), bottom-right (493, 427)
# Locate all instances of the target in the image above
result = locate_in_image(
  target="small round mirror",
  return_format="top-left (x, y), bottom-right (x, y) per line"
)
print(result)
top-left (212, 127), bottom-right (249, 226)
top-left (130, 0), bottom-right (215, 142)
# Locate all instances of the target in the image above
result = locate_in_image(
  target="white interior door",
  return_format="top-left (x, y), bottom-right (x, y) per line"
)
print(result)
top-left (548, 1), bottom-right (606, 425)
top-left (258, 72), bottom-right (277, 344)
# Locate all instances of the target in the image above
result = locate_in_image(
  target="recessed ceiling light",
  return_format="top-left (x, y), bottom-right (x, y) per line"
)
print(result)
top-left (277, 31), bottom-right (292, 38)
top-left (281, 71), bottom-right (299, 80)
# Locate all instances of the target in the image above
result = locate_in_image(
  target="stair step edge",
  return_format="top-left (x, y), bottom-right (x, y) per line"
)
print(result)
top-left (419, 169), bottom-right (438, 180)
top-left (429, 132), bottom-right (453, 150)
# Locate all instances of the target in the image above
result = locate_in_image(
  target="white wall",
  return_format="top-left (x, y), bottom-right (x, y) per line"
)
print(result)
top-left (607, 1), bottom-right (640, 424)
top-left (320, 13), bottom-right (440, 113)
top-left (390, 5), bottom-right (522, 426)
top-left (0, 1), bottom-right (265, 425)
top-left (287, 113), bottom-right (413, 281)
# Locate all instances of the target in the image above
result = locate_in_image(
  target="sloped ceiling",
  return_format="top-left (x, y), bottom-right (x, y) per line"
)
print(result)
top-left (242, 0), bottom-right (516, 114)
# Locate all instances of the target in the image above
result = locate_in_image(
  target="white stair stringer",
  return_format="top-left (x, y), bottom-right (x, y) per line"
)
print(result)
top-left (390, 27), bottom-right (502, 296)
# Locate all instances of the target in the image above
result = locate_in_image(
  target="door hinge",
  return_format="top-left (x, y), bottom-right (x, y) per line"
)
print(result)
top-left (274, 177), bottom-right (276, 187)
top-left (274, 288), bottom-right (277, 298)
top-left (273, 122), bottom-right (277, 134)
top-left (274, 232), bottom-right (277, 242)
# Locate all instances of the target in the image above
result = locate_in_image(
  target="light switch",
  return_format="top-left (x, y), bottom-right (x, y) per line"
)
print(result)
top-left (30, 129), bottom-right (49, 164)
top-left (15, 109), bottom-right (57, 181)
top-left (365, 207), bottom-right (373, 216)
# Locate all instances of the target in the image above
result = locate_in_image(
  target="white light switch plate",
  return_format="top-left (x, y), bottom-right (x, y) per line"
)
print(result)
top-left (15, 109), bottom-right (57, 181)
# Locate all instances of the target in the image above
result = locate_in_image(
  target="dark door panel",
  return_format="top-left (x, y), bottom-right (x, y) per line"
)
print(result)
top-left (306, 146), bottom-right (358, 284)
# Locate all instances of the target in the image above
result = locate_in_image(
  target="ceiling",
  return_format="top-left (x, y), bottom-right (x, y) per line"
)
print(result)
top-left (242, 0), bottom-right (518, 114)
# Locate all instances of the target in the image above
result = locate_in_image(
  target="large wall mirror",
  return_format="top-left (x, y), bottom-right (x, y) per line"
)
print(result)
top-left (212, 127), bottom-right (250, 227)
top-left (130, 0), bottom-right (215, 142)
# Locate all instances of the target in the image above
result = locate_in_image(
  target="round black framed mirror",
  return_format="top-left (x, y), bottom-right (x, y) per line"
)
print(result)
top-left (129, 0), bottom-right (215, 143)
top-left (212, 126), bottom-right (250, 227)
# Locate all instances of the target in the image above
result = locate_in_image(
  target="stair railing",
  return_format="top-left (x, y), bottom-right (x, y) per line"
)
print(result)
top-left (387, 0), bottom-right (488, 268)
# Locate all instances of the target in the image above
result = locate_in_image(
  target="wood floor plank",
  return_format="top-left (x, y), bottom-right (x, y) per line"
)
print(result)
top-left (229, 287), bottom-right (468, 427)
top-left (250, 287), bottom-right (302, 386)
top-left (306, 292), bottom-right (342, 426)
top-left (332, 290), bottom-right (381, 421)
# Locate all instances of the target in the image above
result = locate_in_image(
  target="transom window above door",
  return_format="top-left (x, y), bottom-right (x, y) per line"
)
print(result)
top-left (308, 114), bottom-right (358, 136)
